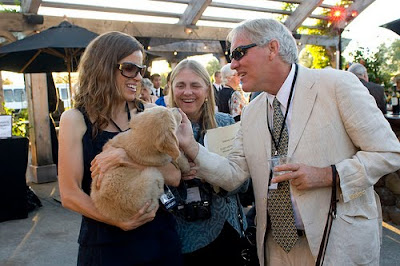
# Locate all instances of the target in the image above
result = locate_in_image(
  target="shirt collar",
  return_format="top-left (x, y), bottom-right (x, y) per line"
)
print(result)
top-left (267, 63), bottom-right (296, 109)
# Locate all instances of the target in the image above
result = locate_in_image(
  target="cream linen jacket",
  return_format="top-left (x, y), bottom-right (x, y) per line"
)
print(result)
top-left (194, 65), bottom-right (400, 266)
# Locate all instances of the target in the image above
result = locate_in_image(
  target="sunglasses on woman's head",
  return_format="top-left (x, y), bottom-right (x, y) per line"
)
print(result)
top-left (229, 43), bottom-right (257, 61)
top-left (117, 62), bottom-right (146, 78)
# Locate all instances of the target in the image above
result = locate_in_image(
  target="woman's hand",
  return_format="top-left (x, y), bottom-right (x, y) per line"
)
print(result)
top-left (90, 145), bottom-right (145, 189)
top-left (114, 201), bottom-right (158, 231)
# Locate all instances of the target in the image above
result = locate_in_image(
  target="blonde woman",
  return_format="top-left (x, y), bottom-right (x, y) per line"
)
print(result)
top-left (169, 59), bottom-right (248, 266)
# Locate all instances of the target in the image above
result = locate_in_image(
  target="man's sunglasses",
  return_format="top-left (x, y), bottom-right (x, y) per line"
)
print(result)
top-left (117, 62), bottom-right (146, 78)
top-left (230, 43), bottom-right (257, 61)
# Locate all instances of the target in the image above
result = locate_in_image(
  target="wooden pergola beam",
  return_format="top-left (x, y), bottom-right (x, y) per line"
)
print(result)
top-left (0, 13), bottom-right (351, 50)
top-left (178, 0), bottom-right (211, 26)
top-left (284, 0), bottom-right (323, 31)
top-left (0, 30), bottom-right (17, 42)
top-left (0, 13), bottom-right (232, 40)
top-left (336, 0), bottom-right (375, 29)
top-left (40, 1), bottom-right (181, 19)
top-left (21, 0), bottom-right (42, 14)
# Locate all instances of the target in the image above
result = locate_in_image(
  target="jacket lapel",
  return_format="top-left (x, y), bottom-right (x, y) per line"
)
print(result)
top-left (288, 66), bottom-right (318, 157)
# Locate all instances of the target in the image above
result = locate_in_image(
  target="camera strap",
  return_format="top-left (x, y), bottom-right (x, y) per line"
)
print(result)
top-left (315, 165), bottom-right (337, 266)
top-left (235, 194), bottom-right (246, 237)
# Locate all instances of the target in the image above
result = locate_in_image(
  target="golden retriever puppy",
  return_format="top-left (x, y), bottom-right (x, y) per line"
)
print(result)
top-left (91, 106), bottom-right (190, 222)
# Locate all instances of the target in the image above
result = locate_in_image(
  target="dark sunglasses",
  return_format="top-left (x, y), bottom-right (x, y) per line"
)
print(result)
top-left (230, 43), bottom-right (257, 61)
top-left (117, 62), bottom-right (146, 78)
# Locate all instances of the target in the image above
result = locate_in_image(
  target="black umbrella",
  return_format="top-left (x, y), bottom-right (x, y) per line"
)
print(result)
top-left (0, 20), bottom-right (98, 96)
top-left (381, 18), bottom-right (400, 35)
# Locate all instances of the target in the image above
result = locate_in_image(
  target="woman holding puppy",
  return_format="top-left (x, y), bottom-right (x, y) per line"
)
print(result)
top-left (169, 59), bottom-right (249, 266)
top-left (58, 31), bottom-right (183, 265)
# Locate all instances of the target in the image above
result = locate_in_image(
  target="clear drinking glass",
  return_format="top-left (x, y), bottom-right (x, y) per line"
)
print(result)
top-left (268, 155), bottom-right (291, 189)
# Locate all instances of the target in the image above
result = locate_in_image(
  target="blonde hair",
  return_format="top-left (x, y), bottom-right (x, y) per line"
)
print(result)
top-left (74, 31), bottom-right (144, 136)
top-left (170, 59), bottom-right (217, 133)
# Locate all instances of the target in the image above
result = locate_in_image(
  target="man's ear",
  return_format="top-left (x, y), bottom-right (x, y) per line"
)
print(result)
top-left (268, 39), bottom-right (280, 60)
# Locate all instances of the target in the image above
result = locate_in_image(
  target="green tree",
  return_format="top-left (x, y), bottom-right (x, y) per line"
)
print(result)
top-left (349, 40), bottom-right (400, 90)
top-left (0, 0), bottom-right (20, 13)
top-left (282, 1), bottom-right (353, 69)
top-left (2, 78), bottom-right (13, 85)
top-left (206, 57), bottom-right (221, 79)
top-left (1, 103), bottom-right (29, 137)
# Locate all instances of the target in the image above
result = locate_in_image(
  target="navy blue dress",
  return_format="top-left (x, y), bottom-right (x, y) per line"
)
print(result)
top-left (77, 108), bottom-right (182, 266)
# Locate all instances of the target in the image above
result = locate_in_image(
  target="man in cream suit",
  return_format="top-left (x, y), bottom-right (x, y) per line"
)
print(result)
top-left (177, 18), bottom-right (400, 266)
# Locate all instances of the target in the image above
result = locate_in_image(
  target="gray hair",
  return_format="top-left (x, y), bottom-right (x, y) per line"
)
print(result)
top-left (348, 63), bottom-right (367, 78)
top-left (227, 18), bottom-right (298, 64)
top-left (141, 78), bottom-right (153, 92)
top-left (220, 63), bottom-right (237, 84)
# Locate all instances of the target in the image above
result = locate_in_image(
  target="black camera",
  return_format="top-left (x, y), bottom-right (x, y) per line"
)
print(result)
top-left (176, 179), bottom-right (212, 221)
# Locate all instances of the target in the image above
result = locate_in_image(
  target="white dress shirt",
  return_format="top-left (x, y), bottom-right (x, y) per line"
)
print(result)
top-left (213, 83), bottom-right (222, 91)
top-left (266, 64), bottom-right (304, 230)
top-left (152, 87), bottom-right (161, 97)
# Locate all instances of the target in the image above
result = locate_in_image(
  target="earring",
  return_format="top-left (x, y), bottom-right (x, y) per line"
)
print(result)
top-left (205, 98), bottom-right (208, 103)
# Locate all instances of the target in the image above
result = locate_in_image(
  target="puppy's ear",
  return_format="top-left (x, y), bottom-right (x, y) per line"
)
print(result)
top-left (155, 129), bottom-right (180, 161)
top-left (155, 110), bottom-right (180, 160)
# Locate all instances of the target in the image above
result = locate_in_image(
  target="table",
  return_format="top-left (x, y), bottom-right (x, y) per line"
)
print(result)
top-left (0, 137), bottom-right (29, 222)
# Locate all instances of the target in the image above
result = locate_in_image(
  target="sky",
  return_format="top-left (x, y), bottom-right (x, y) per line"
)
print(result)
top-left (1, 0), bottom-right (399, 83)
top-left (342, 0), bottom-right (400, 59)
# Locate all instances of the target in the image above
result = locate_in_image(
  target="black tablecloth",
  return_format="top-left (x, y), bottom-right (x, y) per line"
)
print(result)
top-left (0, 137), bottom-right (29, 222)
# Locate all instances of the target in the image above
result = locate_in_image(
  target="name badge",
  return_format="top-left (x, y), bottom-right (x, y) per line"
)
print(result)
top-left (186, 187), bottom-right (201, 203)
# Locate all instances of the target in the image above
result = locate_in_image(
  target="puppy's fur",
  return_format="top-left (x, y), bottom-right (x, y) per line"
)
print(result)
top-left (91, 107), bottom-right (190, 222)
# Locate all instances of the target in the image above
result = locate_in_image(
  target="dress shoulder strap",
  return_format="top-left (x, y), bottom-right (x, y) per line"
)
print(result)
top-left (77, 107), bottom-right (93, 138)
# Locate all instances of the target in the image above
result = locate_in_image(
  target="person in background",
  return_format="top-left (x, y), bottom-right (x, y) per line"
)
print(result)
top-left (177, 18), bottom-right (400, 266)
top-left (212, 70), bottom-right (223, 110)
top-left (150, 73), bottom-right (164, 97)
top-left (213, 70), bottom-right (223, 92)
top-left (58, 31), bottom-right (183, 266)
top-left (348, 62), bottom-right (387, 114)
top-left (140, 77), bottom-right (158, 104)
top-left (155, 72), bottom-right (171, 107)
top-left (220, 63), bottom-right (248, 121)
top-left (394, 74), bottom-right (400, 90)
top-left (169, 59), bottom-right (249, 266)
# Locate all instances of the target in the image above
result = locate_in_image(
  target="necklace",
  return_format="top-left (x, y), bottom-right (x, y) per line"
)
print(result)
top-left (110, 102), bottom-right (131, 132)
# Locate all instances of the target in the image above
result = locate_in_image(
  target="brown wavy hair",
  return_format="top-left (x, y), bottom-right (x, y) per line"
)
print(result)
top-left (169, 59), bottom-right (217, 134)
top-left (74, 31), bottom-right (145, 136)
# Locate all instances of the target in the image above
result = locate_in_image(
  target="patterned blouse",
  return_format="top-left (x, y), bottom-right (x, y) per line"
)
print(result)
top-left (171, 112), bottom-right (248, 253)
top-left (229, 90), bottom-right (248, 120)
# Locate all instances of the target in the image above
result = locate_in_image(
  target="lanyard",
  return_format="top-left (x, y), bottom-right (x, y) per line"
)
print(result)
top-left (266, 64), bottom-right (298, 156)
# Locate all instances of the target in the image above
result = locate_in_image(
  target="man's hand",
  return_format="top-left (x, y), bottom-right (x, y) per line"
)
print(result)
top-left (181, 161), bottom-right (198, 181)
top-left (176, 109), bottom-right (199, 160)
top-left (271, 164), bottom-right (334, 190)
